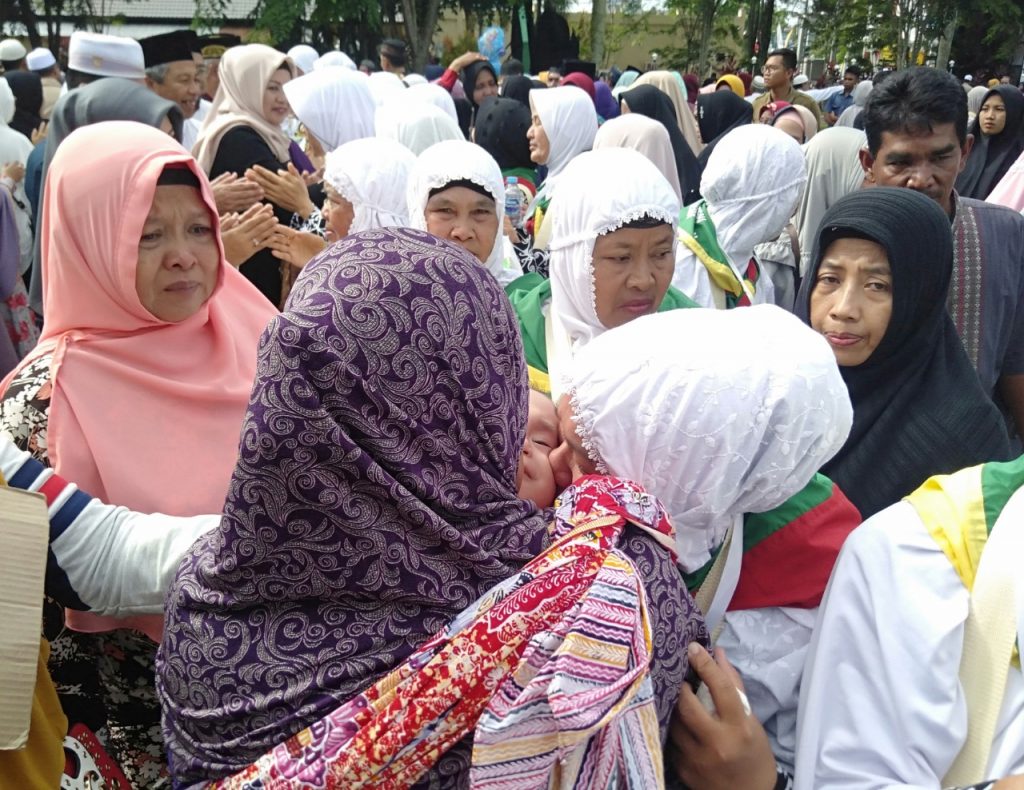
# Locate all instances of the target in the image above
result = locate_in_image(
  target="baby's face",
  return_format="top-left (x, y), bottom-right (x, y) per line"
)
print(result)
top-left (517, 391), bottom-right (559, 508)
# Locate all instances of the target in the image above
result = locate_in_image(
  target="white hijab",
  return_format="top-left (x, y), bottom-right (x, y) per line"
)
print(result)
top-left (568, 305), bottom-right (852, 571)
top-left (676, 124), bottom-right (806, 304)
top-left (407, 81), bottom-right (458, 122)
top-left (287, 45), bottom-right (319, 75)
top-left (794, 127), bottom-right (867, 275)
top-left (375, 100), bottom-right (462, 155)
top-left (313, 50), bottom-right (356, 71)
top-left (529, 86), bottom-right (598, 194)
top-left (406, 140), bottom-right (522, 286)
top-left (547, 147), bottom-right (679, 397)
top-left (594, 114), bottom-right (683, 201)
top-left (283, 67), bottom-right (375, 152)
top-left (324, 138), bottom-right (416, 233)
top-left (367, 70), bottom-right (406, 106)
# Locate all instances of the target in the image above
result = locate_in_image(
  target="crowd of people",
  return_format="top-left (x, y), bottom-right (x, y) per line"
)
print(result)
top-left (0, 25), bottom-right (1022, 790)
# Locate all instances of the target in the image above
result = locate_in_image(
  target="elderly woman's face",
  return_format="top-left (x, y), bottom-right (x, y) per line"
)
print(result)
top-left (809, 236), bottom-right (893, 367)
top-left (262, 67), bottom-right (292, 126)
top-left (424, 185), bottom-right (498, 264)
top-left (591, 223), bottom-right (675, 329)
top-left (136, 184), bottom-right (220, 322)
top-left (322, 185), bottom-right (355, 242)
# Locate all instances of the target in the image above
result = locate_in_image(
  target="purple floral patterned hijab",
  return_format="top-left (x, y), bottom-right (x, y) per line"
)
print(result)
top-left (157, 228), bottom-right (549, 783)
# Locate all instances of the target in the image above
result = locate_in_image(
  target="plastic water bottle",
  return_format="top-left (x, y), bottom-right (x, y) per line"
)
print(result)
top-left (504, 176), bottom-right (526, 226)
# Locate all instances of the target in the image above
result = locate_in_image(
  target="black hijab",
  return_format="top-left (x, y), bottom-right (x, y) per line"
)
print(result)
top-left (795, 187), bottom-right (1011, 518)
top-left (4, 71), bottom-right (43, 140)
top-left (695, 91), bottom-right (752, 175)
top-left (501, 75), bottom-right (537, 107)
top-left (474, 96), bottom-right (533, 172)
top-left (955, 85), bottom-right (1024, 200)
top-left (461, 60), bottom-right (498, 110)
top-left (621, 84), bottom-right (701, 205)
top-left (453, 97), bottom-right (472, 139)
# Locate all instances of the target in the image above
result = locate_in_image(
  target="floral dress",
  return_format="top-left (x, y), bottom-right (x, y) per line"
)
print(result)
top-left (0, 353), bottom-right (169, 789)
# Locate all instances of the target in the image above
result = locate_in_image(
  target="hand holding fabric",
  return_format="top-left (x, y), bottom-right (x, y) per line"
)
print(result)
top-left (245, 163), bottom-right (316, 218)
top-left (2, 161), bottom-right (25, 183)
top-left (669, 643), bottom-right (778, 790)
top-left (210, 172), bottom-right (264, 214)
top-left (220, 203), bottom-right (279, 267)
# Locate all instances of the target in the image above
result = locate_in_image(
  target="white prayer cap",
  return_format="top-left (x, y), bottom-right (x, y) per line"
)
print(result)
top-left (793, 72), bottom-right (809, 87)
top-left (26, 47), bottom-right (56, 71)
top-left (287, 44), bottom-right (319, 74)
top-left (0, 39), bottom-right (27, 62)
top-left (68, 31), bottom-right (145, 79)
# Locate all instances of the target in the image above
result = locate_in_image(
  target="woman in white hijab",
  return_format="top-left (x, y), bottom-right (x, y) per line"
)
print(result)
top-left (526, 85), bottom-right (598, 241)
top-left (283, 66), bottom-right (375, 153)
top-left (313, 50), bottom-right (356, 71)
top-left (287, 44), bottom-right (319, 75)
top-left (675, 124), bottom-right (806, 308)
top-left (506, 147), bottom-right (698, 397)
top-left (375, 99), bottom-right (462, 155)
top-left (794, 127), bottom-right (868, 275)
top-left (406, 139), bottom-right (523, 286)
top-left (623, 70), bottom-right (703, 156)
top-left (557, 305), bottom-right (856, 783)
top-left (594, 113), bottom-right (683, 202)
top-left (367, 70), bottom-right (406, 105)
top-left (407, 81), bottom-right (459, 122)
top-left (321, 137), bottom-right (415, 238)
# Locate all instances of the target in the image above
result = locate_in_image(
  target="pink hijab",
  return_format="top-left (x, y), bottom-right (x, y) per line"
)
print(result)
top-left (3, 121), bottom-right (276, 637)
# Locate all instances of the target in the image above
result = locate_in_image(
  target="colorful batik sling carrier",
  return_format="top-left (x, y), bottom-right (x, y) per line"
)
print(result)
top-left (211, 476), bottom-right (690, 790)
top-left (678, 200), bottom-right (760, 308)
top-left (905, 456), bottom-right (1024, 786)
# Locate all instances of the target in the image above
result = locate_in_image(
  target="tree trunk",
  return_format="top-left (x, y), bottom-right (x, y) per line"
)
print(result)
top-left (757, 0), bottom-right (774, 66)
top-left (591, 0), bottom-right (607, 66)
top-left (935, 13), bottom-right (957, 71)
top-left (15, 0), bottom-right (42, 48)
top-left (697, 0), bottom-right (716, 76)
top-left (401, 0), bottom-right (442, 72)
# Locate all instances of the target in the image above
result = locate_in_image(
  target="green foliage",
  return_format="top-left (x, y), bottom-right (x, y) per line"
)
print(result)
top-left (662, 0), bottom-right (745, 72)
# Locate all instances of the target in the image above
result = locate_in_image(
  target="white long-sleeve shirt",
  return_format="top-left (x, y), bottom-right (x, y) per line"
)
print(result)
top-left (795, 500), bottom-right (1024, 789)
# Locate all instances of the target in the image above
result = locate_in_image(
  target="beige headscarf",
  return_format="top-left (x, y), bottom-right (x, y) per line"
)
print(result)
top-left (193, 44), bottom-right (295, 173)
top-left (594, 114), bottom-right (683, 201)
top-left (626, 71), bottom-right (703, 156)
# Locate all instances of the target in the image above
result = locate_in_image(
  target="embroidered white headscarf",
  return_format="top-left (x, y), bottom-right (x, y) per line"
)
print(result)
top-left (324, 138), bottom-right (416, 233)
top-left (528, 86), bottom-right (598, 199)
top-left (375, 99), bottom-right (462, 155)
top-left (547, 147), bottom-right (679, 397)
top-left (283, 67), bottom-right (375, 152)
top-left (406, 140), bottom-right (523, 286)
top-left (675, 124), bottom-right (807, 304)
top-left (568, 305), bottom-right (852, 571)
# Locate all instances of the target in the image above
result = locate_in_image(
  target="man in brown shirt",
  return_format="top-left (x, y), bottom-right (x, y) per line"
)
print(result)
top-left (751, 47), bottom-right (824, 129)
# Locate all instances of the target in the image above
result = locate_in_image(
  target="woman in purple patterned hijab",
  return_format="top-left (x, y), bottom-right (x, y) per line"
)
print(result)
top-left (157, 227), bottom-right (549, 783)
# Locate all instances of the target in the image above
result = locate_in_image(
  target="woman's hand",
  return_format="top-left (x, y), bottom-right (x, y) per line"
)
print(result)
top-left (219, 203), bottom-right (279, 267)
top-left (2, 161), bottom-right (25, 183)
top-left (669, 643), bottom-right (778, 790)
top-left (448, 51), bottom-right (488, 74)
top-left (266, 226), bottom-right (326, 269)
top-left (210, 172), bottom-right (264, 215)
top-left (31, 121), bottom-right (48, 145)
top-left (245, 163), bottom-right (316, 219)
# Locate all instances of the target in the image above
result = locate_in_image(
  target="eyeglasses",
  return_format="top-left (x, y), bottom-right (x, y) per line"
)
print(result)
top-left (762, 65), bottom-right (784, 74)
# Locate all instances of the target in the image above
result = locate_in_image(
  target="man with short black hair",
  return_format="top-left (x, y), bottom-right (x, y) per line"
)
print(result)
top-left (500, 57), bottom-right (523, 85)
top-left (139, 30), bottom-right (200, 120)
top-left (751, 48), bottom-right (823, 129)
top-left (824, 64), bottom-right (861, 125)
top-left (378, 38), bottom-right (408, 76)
top-left (860, 66), bottom-right (1024, 441)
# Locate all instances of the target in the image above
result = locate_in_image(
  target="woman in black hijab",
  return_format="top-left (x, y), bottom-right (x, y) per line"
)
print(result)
top-left (4, 71), bottom-right (43, 140)
top-left (474, 96), bottom-right (533, 175)
top-left (461, 60), bottom-right (498, 111)
top-left (619, 84), bottom-right (701, 205)
top-left (955, 84), bottom-right (1024, 200)
top-left (501, 74), bottom-right (537, 107)
top-left (796, 187), bottom-right (1010, 518)
top-left (695, 90), bottom-right (751, 174)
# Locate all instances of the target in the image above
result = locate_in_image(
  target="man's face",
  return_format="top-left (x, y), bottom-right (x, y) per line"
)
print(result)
top-left (842, 71), bottom-right (859, 92)
top-left (860, 122), bottom-right (972, 216)
top-left (762, 55), bottom-right (792, 91)
top-left (147, 59), bottom-right (200, 119)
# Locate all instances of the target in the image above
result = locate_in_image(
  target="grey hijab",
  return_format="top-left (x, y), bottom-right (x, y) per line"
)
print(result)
top-left (29, 78), bottom-right (184, 315)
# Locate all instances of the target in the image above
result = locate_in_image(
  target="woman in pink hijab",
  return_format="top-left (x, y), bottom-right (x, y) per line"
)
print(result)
top-left (0, 120), bottom-right (276, 785)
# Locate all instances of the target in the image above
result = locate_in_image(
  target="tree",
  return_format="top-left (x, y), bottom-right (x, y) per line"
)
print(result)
top-left (663, 0), bottom-right (743, 74)
top-left (591, 0), bottom-right (607, 66)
